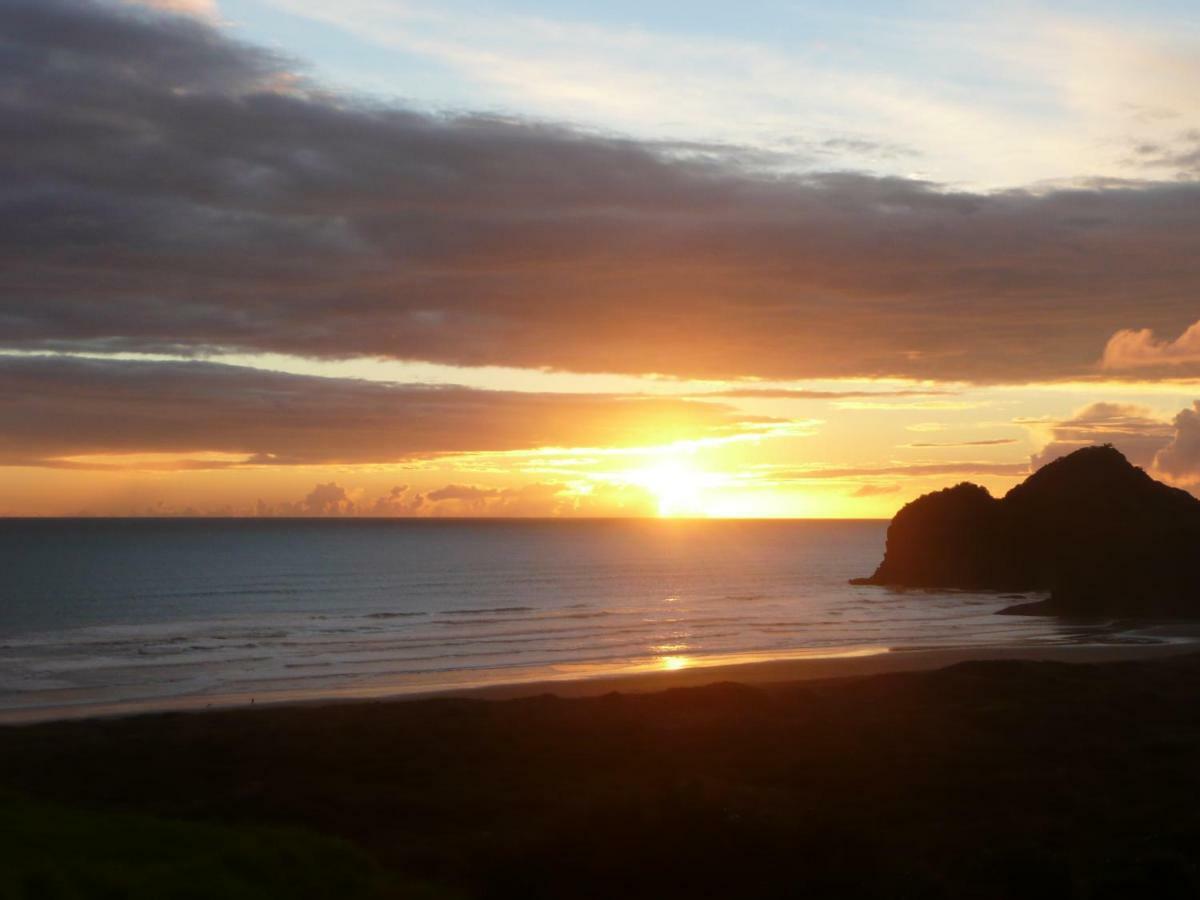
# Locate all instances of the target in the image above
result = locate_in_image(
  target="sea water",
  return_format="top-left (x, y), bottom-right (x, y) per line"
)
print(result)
top-left (0, 518), bottom-right (1159, 720)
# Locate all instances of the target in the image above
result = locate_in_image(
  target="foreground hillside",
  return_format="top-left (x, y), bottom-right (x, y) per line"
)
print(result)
top-left (5, 654), bottom-right (1200, 897)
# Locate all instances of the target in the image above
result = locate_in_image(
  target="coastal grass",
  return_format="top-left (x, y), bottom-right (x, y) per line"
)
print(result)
top-left (0, 792), bottom-right (447, 900)
top-left (4, 654), bottom-right (1200, 897)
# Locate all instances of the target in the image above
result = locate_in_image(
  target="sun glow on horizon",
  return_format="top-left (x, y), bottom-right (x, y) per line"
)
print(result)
top-left (629, 459), bottom-right (711, 516)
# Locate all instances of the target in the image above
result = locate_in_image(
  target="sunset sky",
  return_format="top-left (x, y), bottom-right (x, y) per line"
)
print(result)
top-left (3, 0), bottom-right (1200, 517)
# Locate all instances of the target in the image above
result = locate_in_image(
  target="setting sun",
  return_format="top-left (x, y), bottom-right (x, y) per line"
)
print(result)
top-left (659, 655), bottom-right (690, 671)
top-left (630, 459), bottom-right (709, 516)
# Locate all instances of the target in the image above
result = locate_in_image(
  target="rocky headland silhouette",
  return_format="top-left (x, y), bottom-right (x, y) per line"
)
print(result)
top-left (852, 445), bottom-right (1200, 616)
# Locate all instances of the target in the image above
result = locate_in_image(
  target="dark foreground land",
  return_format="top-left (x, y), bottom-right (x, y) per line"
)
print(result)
top-left (5, 655), bottom-right (1200, 899)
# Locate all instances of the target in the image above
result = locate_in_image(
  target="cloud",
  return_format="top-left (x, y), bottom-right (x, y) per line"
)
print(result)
top-left (422, 483), bottom-right (553, 516)
top-left (1102, 320), bottom-right (1200, 371)
top-left (901, 439), bottom-right (1018, 448)
top-left (370, 485), bottom-right (424, 516)
top-left (703, 388), bottom-right (955, 400)
top-left (850, 483), bottom-right (901, 497)
top-left (425, 484), bottom-right (498, 504)
top-left (262, 1), bottom-right (1200, 188)
top-left (770, 461), bottom-right (1030, 481)
top-left (1152, 402), bottom-right (1200, 485)
top-left (122, 0), bottom-right (218, 18)
top-left (0, 355), bottom-right (753, 467)
top-left (1024, 400), bottom-right (1200, 495)
top-left (1027, 401), bottom-right (1174, 469)
top-left (300, 482), bottom-right (354, 515)
top-left (255, 481), bottom-right (356, 515)
top-left (413, 481), bottom-right (657, 517)
top-left (1128, 130), bottom-right (1200, 178)
top-left (260, 479), bottom-right (658, 517)
top-left (3, 1), bottom-right (1200, 383)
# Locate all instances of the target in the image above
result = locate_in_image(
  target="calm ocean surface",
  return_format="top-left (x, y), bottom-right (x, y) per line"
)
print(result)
top-left (0, 519), bottom-right (1171, 720)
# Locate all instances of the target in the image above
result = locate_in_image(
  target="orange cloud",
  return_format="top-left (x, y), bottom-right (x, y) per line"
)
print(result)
top-left (850, 483), bottom-right (901, 497)
top-left (1102, 320), bottom-right (1200, 372)
top-left (255, 480), bottom-right (657, 518)
top-left (766, 461), bottom-right (1030, 481)
top-left (1026, 402), bottom-right (1174, 469)
top-left (1153, 402), bottom-right (1200, 485)
top-left (122, 0), bottom-right (217, 18)
top-left (900, 439), bottom-right (1018, 448)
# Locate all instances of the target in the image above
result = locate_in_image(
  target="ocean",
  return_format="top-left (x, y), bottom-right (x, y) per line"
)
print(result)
top-left (0, 518), bottom-right (1166, 720)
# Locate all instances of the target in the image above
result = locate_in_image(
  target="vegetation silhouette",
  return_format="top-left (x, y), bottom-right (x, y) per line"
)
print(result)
top-left (853, 445), bottom-right (1200, 616)
top-left (6, 656), bottom-right (1200, 898)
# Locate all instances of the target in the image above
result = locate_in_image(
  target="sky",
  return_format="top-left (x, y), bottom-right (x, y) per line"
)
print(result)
top-left (2, 0), bottom-right (1200, 517)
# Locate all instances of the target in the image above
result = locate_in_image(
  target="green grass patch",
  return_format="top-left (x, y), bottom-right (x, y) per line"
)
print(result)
top-left (0, 793), bottom-right (410, 900)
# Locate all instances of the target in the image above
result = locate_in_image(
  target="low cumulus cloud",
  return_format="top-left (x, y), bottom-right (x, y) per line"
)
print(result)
top-left (1026, 402), bottom-right (1175, 469)
top-left (370, 485), bottom-right (425, 516)
top-left (299, 482), bottom-right (356, 515)
top-left (0, 355), bottom-right (755, 467)
top-left (423, 483), bottom-right (556, 516)
top-left (1024, 400), bottom-right (1200, 496)
top-left (3, 1), bottom-right (1200, 383)
top-left (1153, 402), bottom-right (1200, 485)
top-left (258, 480), bottom-right (655, 517)
top-left (256, 482), bottom-right (356, 516)
top-left (419, 481), bottom-right (657, 517)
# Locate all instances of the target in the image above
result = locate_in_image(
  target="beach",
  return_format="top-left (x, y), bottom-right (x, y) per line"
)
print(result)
top-left (5, 645), bottom-right (1200, 897)
top-left (4, 637), bottom-right (1197, 724)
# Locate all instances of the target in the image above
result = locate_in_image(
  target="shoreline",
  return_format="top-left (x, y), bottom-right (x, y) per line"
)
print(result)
top-left (5, 637), bottom-right (1197, 726)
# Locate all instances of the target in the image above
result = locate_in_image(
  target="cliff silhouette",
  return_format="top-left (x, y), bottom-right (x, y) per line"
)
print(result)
top-left (852, 445), bottom-right (1200, 616)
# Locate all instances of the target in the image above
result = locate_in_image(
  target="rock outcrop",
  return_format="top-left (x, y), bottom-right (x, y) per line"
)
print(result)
top-left (852, 445), bottom-right (1200, 616)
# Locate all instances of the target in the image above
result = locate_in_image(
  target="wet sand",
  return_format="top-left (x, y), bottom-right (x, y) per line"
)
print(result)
top-left (5, 637), bottom-right (1197, 724)
top-left (452, 639), bottom-right (1200, 700)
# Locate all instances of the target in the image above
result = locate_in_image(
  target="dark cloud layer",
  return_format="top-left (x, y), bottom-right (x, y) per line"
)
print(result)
top-left (4, 1), bottom-right (1200, 382)
top-left (0, 355), bottom-right (748, 466)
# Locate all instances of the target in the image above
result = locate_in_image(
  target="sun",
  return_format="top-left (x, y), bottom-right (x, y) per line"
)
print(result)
top-left (633, 459), bottom-right (708, 517)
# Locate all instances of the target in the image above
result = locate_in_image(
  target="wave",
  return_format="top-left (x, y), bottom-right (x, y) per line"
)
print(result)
top-left (442, 606), bottom-right (536, 616)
